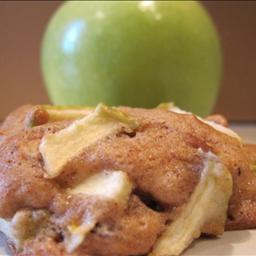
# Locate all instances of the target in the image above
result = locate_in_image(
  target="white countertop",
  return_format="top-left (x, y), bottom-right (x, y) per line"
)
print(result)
top-left (230, 123), bottom-right (255, 143)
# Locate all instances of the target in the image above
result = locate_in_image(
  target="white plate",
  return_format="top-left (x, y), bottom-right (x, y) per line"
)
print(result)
top-left (0, 230), bottom-right (255, 255)
top-left (0, 233), bottom-right (11, 256)
top-left (184, 230), bottom-right (256, 255)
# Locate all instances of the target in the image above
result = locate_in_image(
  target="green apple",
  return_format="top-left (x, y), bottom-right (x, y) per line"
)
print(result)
top-left (41, 1), bottom-right (221, 116)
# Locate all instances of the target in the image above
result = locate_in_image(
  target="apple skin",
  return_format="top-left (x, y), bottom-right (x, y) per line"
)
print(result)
top-left (41, 1), bottom-right (221, 116)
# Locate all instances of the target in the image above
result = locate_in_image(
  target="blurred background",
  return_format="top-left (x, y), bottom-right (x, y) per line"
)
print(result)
top-left (0, 1), bottom-right (255, 121)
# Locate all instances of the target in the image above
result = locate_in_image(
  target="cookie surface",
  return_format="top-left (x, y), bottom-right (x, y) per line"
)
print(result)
top-left (0, 105), bottom-right (255, 256)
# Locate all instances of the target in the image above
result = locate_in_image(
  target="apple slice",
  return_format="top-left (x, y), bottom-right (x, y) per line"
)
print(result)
top-left (26, 105), bottom-right (93, 127)
top-left (65, 170), bottom-right (133, 252)
top-left (70, 170), bottom-right (133, 206)
top-left (150, 150), bottom-right (233, 256)
top-left (157, 102), bottom-right (175, 110)
top-left (0, 209), bottom-right (49, 251)
top-left (196, 116), bottom-right (241, 142)
top-left (39, 103), bottom-right (138, 178)
top-left (41, 105), bottom-right (94, 122)
top-left (65, 219), bottom-right (97, 253)
top-left (159, 102), bottom-right (241, 141)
